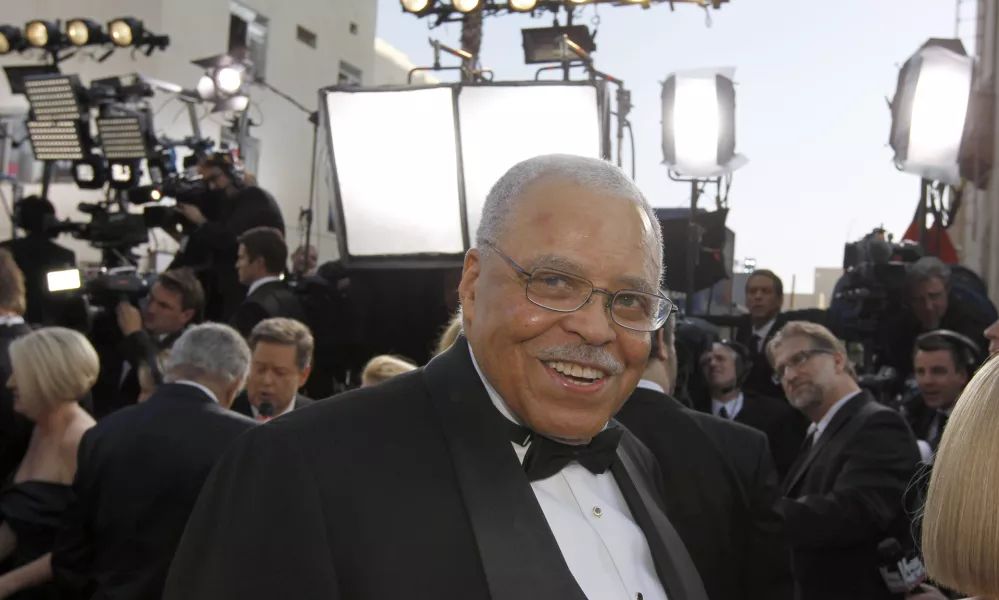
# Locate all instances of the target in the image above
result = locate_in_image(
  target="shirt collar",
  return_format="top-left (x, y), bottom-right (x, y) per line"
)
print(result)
top-left (636, 379), bottom-right (666, 394)
top-left (752, 317), bottom-right (777, 339)
top-left (810, 389), bottom-right (862, 441)
top-left (251, 395), bottom-right (296, 419)
top-left (0, 315), bottom-right (25, 327)
top-left (247, 275), bottom-right (282, 297)
top-left (712, 392), bottom-right (744, 419)
top-left (173, 380), bottom-right (219, 404)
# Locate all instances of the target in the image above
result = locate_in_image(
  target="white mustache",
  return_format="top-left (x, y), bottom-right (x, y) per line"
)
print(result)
top-left (534, 344), bottom-right (624, 375)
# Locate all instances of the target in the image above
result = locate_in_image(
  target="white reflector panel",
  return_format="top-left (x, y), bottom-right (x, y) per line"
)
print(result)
top-left (458, 84), bottom-right (601, 238)
top-left (325, 87), bottom-right (464, 257)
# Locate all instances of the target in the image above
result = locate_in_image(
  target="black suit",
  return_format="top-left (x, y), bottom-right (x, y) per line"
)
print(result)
top-left (733, 309), bottom-right (826, 399)
top-left (90, 329), bottom-right (184, 419)
top-left (229, 279), bottom-right (306, 339)
top-left (51, 383), bottom-right (257, 600)
top-left (0, 321), bottom-right (33, 482)
top-left (0, 234), bottom-right (75, 327)
top-left (164, 339), bottom-right (710, 600)
top-left (230, 392), bottom-right (314, 418)
top-left (725, 392), bottom-right (809, 480)
top-left (780, 391), bottom-right (920, 600)
top-left (616, 386), bottom-right (793, 600)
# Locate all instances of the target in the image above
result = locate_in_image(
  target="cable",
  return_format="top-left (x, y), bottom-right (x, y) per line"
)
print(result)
top-left (255, 79), bottom-right (313, 117)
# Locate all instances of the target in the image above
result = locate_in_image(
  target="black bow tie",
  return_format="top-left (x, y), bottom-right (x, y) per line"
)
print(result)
top-left (505, 420), bottom-right (624, 482)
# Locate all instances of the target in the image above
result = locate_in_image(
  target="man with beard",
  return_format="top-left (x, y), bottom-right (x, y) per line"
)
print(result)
top-left (769, 321), bottom-right (920, 600)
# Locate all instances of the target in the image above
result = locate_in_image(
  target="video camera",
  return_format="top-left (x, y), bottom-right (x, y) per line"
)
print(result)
top-left (47, 265), bottom-right (153, 320)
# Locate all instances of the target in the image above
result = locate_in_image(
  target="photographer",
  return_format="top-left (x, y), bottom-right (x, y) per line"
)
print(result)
top-left (91, 268), bottom-right (204, 418)
top-left (171, 152), bottom-right (284, 322)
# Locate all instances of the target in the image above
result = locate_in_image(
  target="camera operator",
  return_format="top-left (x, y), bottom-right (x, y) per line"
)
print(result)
top-left (0, 196), bottom-right (76, 326)
top-left (171, 152), bottom-right (284, 322)
top-left (91, 268), bottom-right (204, 418)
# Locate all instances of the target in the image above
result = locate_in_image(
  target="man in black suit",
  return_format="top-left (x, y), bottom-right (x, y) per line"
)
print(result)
top-left (231, 317), bottom-right (315, 420)
top-left (165, 154), bottom-right (711, 600)
top-left (229, 226), bottom-right (305, 339)
top-left (51, 323), bottom-right (257, 600)
top-left (616, 315), bottom-right (794, 600)
top-left (0, 250), bottom-right (34, 482)
top-left (699, 340), bottom-right (808, 479)
top-left (769, 321), bottom-right (921, 600)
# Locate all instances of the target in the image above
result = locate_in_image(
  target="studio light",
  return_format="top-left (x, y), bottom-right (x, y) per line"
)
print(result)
top-left (47, 269), bottom-right (82, 293)
top-left (66, 18), bottom-right (107, 46)
top-left (401, 0), bottom-right (436, 14)
top-left (72, 154), bottom-right (107, 189)
top-left (0, 26), bottom-right (25, 55)
top-left (24, 75), bottom-right (84, 121)
top-left (453, 0), bottom-right (481, 13)
top-left (108, 160), bottom-right (140, 189)
top-left (26, 121), bottom-right (85, 160)
top-left (25, 20), bottom-right (60, 49)
top-left (215, 66), bottom-right (244, 96)
top-left (108, 17), bottom-right (141, 47)
top-left (522, 26), bottom-right (595, 64)
top-left (96, 115), bottom-right (149, 159)
top-left (661, 69), bottom-right (745, 178)
top-left (510, 0), bottom-right (538, 11)
top-left (889, 39), bottom-right (973, 185)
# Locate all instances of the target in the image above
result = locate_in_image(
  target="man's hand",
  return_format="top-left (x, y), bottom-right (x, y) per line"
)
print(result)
top-left (176, 203), bottom-right (207, 226)
top-left (116, 301), bottom-right (143, 336)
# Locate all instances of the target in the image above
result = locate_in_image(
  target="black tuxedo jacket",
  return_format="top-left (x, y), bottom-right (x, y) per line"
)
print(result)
top-left (231, 391), bottom-right (314, 418)
top-left (164, 339), bottom-right (710, 600)
top-left (90, 329), bottom-right (184, 419)
top-left (616, 387), bottom-right (793, 600)
top-left (0, 322), bottom-right (34, 482)
top-left (733, 309), bottom-right (826, 399)
top-left (780, 391), bottom-right (920, 600)
top-left (731, 393), bottom-right (809, 480)
top-left (51, 383), bottom-right (257, 600)
top-left (229, 279), bottom-right (306, 339)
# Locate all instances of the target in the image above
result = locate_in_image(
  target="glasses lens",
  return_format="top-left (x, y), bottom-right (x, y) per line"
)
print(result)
top-left (612, 291), bottom-right (669, 332)
top-left (527, 269), bottom-right (591, 311)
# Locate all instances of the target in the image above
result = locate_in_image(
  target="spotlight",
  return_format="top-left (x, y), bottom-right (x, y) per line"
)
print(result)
top-left (0, 26), bottom-right (25, 55)
top-left (66, 18), bottom-right (107, 46)
top-left (661, 69), bottom-right (746, 178)
top-left (401, 0), bottom-right (436, 13)
top-left (108, 160), bottom-right (140, 189)
top-left (107, 17), bottom-right (141, 47)
top-left (214, 66), bottom-right (244, 96)
top-left (889, 39), bottom-right (973, 185)
top-left (453, 0), bottom-right (481, 13)
top-left (510, 0), bottom-right (538, 11)
top-left (25, 20), bottom-right (60, 49)
top-left (72, 154), bottom-right (108, 189)
top-left (521, 26), bottom-right (595, 64)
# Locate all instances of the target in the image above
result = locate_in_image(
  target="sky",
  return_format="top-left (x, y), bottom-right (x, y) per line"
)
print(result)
top-left (376, 0), bottom-right (965, 293)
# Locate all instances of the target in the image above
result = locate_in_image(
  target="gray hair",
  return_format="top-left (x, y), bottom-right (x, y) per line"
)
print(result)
top-left (907, 256), bottom-right (951, 290)
top-left (164, 323), bottom-right (252, 387)
top-left (475, 154), bottom-right (664, 283)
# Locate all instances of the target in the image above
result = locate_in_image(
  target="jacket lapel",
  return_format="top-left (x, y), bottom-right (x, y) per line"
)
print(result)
top-left (783, 392), bottom-right (868, 494)
top-left (422, 338), bottom-right (586, 600)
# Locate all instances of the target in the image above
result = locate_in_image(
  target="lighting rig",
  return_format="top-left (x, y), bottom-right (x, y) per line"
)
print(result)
top-left (0, 17), bottom-right (169, 63)
top-left (400, 0), bottom-right (727, 25)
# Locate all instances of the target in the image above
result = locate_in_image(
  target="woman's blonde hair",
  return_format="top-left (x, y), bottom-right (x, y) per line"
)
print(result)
top-left (361, 355), bottom-right (416, 387)
top-left (434, 311), bottom-right (463, 357)
top-left (9, 327), bottom-right (99, 411)
top-left (923, 353), bottom-right (999, 597)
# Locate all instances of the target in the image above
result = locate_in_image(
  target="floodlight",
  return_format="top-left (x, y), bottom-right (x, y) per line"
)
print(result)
top-left (73, 154), bottom-right (108, 189)
top-left (25, 21), bottom-right (60, 49)
top-left (108, 18), bottom-right (142, 47)
top-left (96, 116), bottom-right (149, 159)
top-left (324, 86), bottom-right (464, 260)
top-left (453, 0), bottom-right (481, 13)
top-left (47, 269), bottom-right (81, 293)
top-left (66, 19), bottom-right (107, 46)
top-left (510, 0), bottom-right (538, 11)
top-left (458, 83), bottom-right (604, 236)
top-left (26, 121), bottom-right (85, 160)
top-left (215, 66), bottom-right (243, 96)
top-left (661, 68), bottom-right (745, 178)
top-left (522, 26), bottom-right (596, 64)
top-left (0, 26), bottom-right (25, 55)
top-left (196, 75), bottom-right (216, 100)
top-left (889, 39), bottom-right (973, 185)
top-left (24, 75), bottom-right (84, 121)
top-left (108, 160), bottom-right (140, 189)
top-left (402, 0), bottom-right (435, 13)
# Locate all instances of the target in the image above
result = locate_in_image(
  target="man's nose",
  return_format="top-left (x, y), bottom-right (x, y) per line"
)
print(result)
top-left (563, 295), bottom-right (616, 345)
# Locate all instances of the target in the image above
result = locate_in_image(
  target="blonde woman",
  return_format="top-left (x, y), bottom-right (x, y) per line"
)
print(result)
top-left (433, 311), bottom-right (463, 358)
top-left (360, 355), bottom-right (417, 387)
top-left (0, 328), bottom-right (99, 599)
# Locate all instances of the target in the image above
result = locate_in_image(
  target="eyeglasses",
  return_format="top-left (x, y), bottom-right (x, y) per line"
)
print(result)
top-left (485, 242), bottom-right (674, 333)
top-left (771, 348), bottom-right (833, 385)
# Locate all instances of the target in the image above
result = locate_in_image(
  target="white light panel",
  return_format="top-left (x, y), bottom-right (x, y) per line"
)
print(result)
top-left (47, 268), bottom-right (81, 292)
top-left (671, 76), bottom-right (721, 178)
top-left (325, 87), bottom-right (464, 257)
top-left (458, 84), bottom-right (601, 239)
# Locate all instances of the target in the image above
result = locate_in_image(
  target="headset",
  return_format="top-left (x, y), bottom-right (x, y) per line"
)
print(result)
top-left (706, 339), bottom-right (753, 394)
top-left (914, 329), bottom-right (981, 372)
top-left (203, 150), bottom-right (247, 189)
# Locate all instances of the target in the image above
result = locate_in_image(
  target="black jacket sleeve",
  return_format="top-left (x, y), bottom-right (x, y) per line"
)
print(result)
top-left (743, 436), bottom-right (795, 600)
top-left (163, 423), bottom-right (341, 600)
top-left (117, 331), bottom-right (159, 366)
top-left (229, 302), bottom-right (270, 340)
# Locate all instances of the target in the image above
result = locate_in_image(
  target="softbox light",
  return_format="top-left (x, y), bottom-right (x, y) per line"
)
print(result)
top-left (889, 39), bottom-right (973, 185)
top-left (661, 68), bottom-right (745, 179)
top-left (324, 86), bottom-right (464, 260)
top-left (459, 82), bottom-right (603, 238)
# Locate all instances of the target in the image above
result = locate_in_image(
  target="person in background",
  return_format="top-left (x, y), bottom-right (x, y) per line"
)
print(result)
top-left (0, 251), bottom-right (34, 483)
top-left (0, 327), bottom-right (98, 599)
top-left (136, 350), bottom-right (171, 404)
top-left (229, 227), bottom-right (305, 339)
top-left (983, 317), bottom-right (999, 356)
top-left (434, 311), bottom-right (463, 357)
top-left (231, 318), bottom-right (314, 420)
top-left (360, 355), bottom-right (417, 387)
top-left (291, 245), bottom-right (318, 277)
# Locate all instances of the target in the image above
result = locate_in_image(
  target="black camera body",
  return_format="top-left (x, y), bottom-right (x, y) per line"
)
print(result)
top-left (85, 268), bottom-right (151, 312)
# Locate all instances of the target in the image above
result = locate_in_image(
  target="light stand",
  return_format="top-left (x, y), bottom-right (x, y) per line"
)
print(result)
top-left (408, 38), bottom-right (494, 83)
top-left (666, 171), bottom-right (730, 314)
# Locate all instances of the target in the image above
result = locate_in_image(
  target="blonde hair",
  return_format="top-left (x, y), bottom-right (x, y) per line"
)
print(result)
top-left (922, 353), bottom-right (999, 597)
top-left (9, 327), bottom-right (99, 410)
top-left (434, 311), bottom-right (463, 357)
top-left (137, 350), bottom-right (171, 402)
top-left (361, 355), bottom-right (417, 387)
top-left (765, 320), bottom-right (858, 381)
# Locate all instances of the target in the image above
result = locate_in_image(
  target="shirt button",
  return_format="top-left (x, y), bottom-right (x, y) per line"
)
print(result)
top-left (592, 506), bottom-right (602, 518)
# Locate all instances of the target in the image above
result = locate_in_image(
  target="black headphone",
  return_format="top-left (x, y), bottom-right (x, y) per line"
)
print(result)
top-left (706, 340), bottom-right (753, 394)
top-left (204, 150), bottom-right (246, 188)
top-left (915, 329), bottom-right (980, 371)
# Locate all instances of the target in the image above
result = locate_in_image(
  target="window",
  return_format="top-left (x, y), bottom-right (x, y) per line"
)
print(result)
top-left (229, 1), bottom-right (269, 80)
top-left (297, 25), bottom-right (317, 49)
top-left (338, 61), bottom-right (362, 87)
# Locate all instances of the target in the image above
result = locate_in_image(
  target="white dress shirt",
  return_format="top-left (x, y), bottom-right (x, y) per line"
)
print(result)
top-left (636, 379), bottom-right (666, 394)
top-left (174, 380), bottom-right (219, 404)
top-left (0, 315), bottom-right (24, 327)
top-left (250, 396), bottom-right (296, 419)
top-left (470, 352), bottom-right (668, 600)
top-left (807, 389), bottom-right (862, 443)
top-left (247, 275), bottom-right (282, 297)
top-left (711, 393), bottom-right (744, 420)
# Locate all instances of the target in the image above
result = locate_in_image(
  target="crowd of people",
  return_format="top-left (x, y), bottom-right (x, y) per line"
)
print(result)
top-left (0, 153), bottom-right (995, 599)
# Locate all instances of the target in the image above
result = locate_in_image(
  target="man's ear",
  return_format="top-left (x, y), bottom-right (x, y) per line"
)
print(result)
top-left (457, 249), bottom-right (481, 327)
top-left (654, 329), bottom-right (668, 361)
top-left (180, 309), bottom-right (195, 326)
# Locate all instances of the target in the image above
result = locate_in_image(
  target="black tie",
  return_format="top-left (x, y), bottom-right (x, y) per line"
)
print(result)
top-left (718, 406), bottom-right (730, 420)
top-left (750, 334), bottom-right (763, 354)
top-left (505, 421), bottom-right (624, 482)
top-left (931, 412), bottom-right (949, 450)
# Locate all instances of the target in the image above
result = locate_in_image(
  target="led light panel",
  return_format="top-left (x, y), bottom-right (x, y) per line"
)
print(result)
top-left (27, 120), bottom-right (84, 160)
top-left (458, 84), bottom-right (602, 238)
top-left (24, 75), bottom-right (83, 121)
top-left (97, 116), bottom-right (147, 159)
top-left (47, 268), bottom-right (82, 292)
top-left (325, 87), bottom-right (464, 257)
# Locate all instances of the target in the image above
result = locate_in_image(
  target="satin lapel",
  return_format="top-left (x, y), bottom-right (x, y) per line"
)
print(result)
top-left (423, 338), bottom-right (586, 600)
top-left (782, 393), bottom-right (868, 495)
top-left (612, 440), bottom-right (709, 600)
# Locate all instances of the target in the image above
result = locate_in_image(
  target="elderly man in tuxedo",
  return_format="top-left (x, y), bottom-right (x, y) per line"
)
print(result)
top-left (164, 154), bottom-right (709, 600)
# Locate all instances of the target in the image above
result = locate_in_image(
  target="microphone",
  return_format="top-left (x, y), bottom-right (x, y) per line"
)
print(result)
top-left (878, 537), bottom-right (927, 596)
top-left (257, 401), bottom-right (276, 422)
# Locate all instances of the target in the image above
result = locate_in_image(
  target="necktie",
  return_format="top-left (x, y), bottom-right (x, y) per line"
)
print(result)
top-left (930, 412), bottom-right (949, 450)
top-left (505, 420), bottom-right (624, 482)
top-left (750, 334), bottom-right (763, 354)
top-left (718, 406), bottom-right (730, 420)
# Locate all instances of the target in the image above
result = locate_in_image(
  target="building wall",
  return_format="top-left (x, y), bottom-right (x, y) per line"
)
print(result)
top-left (0, 0), bottom-right (376, 267)
top-left (373, 38), bottom-right (439, 86)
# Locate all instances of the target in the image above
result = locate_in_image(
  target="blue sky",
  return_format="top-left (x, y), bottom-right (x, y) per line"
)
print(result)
top-left (376, 0), bottom-right (963, 293)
